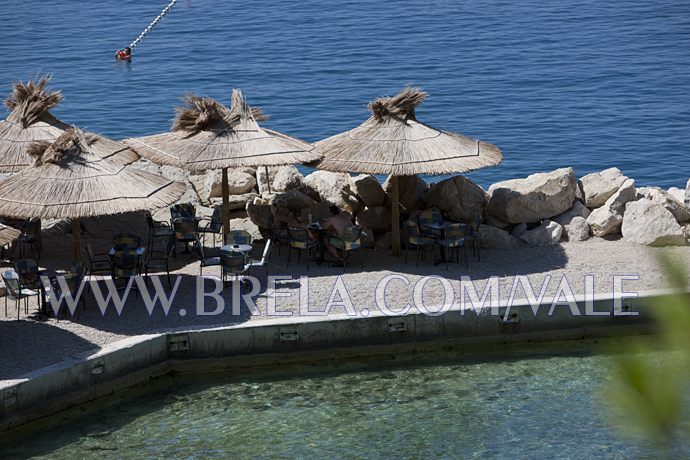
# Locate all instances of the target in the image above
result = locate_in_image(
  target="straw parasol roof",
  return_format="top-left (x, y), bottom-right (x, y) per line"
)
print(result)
top-left (0, 128), bottom-right (185, 220)
top-left (315, 87), bottom-right (502, 176)
top-left (0, 76), bottom-right (138, 172)
top-left (315, 87), bottom-right (502, 255)
top-left (124, 90), bottom-right (321, 171)
top-left (125, 89), bottom-right (322, 232)
top-left (0, 223), bottom-right (21, 246)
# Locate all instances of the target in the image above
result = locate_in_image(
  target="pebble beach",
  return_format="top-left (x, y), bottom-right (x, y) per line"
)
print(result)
top-left (1, 235), bottom-right (689, 383)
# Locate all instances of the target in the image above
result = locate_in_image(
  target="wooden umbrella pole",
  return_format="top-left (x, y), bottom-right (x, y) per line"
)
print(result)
top-left (221, 167), bottom-right (230, 239)
top-left (72, 218), bottom-right (82, 261)
top-left (265, 165), bottom-right (271, 194)
top-left (391, 175), bottom-right (401, 256)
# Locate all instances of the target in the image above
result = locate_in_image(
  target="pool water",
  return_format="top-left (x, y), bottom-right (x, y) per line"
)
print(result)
top-left (3, 343), bottom-right (688, 458)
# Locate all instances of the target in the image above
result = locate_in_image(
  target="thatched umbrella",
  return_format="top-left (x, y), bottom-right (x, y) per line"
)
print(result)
top-left (125, 89), bottom-right (321, 233)
top-left (315, 87), bottom-right (502, 255)
top-left (0, 223), bottom-right (21, 246)
top-left (0, 128), bottom-right (185, 260)
top-left (0, 76), bottom-right (138, 172)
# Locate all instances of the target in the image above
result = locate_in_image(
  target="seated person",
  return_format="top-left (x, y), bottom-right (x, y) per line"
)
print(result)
top-left (323, 205), bottom-right (353, 261)
top-left (271, 204), bottom-right (292, 227)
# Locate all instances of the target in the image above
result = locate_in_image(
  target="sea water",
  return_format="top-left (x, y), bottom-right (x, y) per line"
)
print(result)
top-left (1, 0), bottom-right (688, 188)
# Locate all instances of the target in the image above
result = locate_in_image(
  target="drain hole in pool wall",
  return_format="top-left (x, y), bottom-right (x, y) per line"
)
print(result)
top-left (168, 334), bottom-right (190, 352)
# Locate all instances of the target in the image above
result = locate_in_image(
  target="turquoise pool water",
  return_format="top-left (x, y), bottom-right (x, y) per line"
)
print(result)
top-left (3, 343), bottom-right (688, 458)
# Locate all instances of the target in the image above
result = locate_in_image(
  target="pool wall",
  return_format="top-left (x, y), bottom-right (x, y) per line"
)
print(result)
top-left (0, 289), bottom-right (668, 433)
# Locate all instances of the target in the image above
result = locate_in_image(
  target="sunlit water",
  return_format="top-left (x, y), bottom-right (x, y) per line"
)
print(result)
top-left (1, 0), bottom-right (689, 188)
top-left (3, 343), bottom-right (688, 458)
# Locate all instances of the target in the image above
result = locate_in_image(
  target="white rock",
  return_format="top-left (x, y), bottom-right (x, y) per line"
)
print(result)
top-left (229, 217), bottom-right (262, 242)
top-left (304, 171), bottom-right (360, 214)
top-left (428, 176), bottom-right (487, 222)
top-left (579, 167), bottom-right (628, 208)
top-left (246, 197), bottom-right (273, 229)
top-left (667, 187), bottom-right (685, 203)
top-left (479, 224), bottom-right (520, 249)
top-left (272, 189), bottom-right (316, 210)
top-left (621, 199), bottom-right (687, 246)
top-left (636, 186), bottom-right (690, 223)
top-left (685, 178), bottom-right (690, 208)
top-left (586, 178), bottom-right (636, 236)
top-left (518, 220), bottom-right (563, 246)
top-left (209, 192), bottom-right (259, 211)
top-left (552, 201), bottom-right (591, 226)
top-left (487, 168), bottom-right (578, 224)
top-left (272, 165), bottom-right (305, 193)
top-left (564, 216), bottom-right (590, 242)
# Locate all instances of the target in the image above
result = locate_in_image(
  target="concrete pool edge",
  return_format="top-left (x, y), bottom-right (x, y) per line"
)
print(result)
top-left (0, 288), bottom-right (677, 433)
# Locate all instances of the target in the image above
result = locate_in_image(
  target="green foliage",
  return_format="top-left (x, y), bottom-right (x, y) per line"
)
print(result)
top-left (605, 254), bottom-right (690, 448)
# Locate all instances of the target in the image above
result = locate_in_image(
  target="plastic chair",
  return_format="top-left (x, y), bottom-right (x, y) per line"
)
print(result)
top-left (17, 219), bottom-right (41, 259)
top-left (465, 214), bottom-right (482, 261)
top-left (83, 243), bottom-right (111, 276)
top-left (438, 223), bottom-right (469, 270)
top-left (404, 220), bottom-right (435, 267)
top-left (199, 207), bottom-right (223, 247)
top-left (417, 209), bottom-right (446, 238)
top-left (194, 235), bottom-right (221, 276)
top-left (2, 270), bottom-right (39, 319)
top-left (110, 250), bottom-right (142, 289)
top-left (112, 233), bottom-right (142, 251)
top-left (225, 230), bottom-right (252, 246)
top-left (52, 261), bottom-right (88, 315)
top-left (145, 241), bottom-right (176, 288)
top-left (286, 227), bottom-right (317, 270)
top-left (245, 239), bottom-right (272, 278)
top-left (170, 203), bottom-right (196, 221)
top-left (328, 225), bottom-right (363, 269)
top-left (172, 217), bottom-right (199, 253)
top-left (146, 212), bottom-right (174, 251)
top-left (221, 251), bottom-right (247, 285)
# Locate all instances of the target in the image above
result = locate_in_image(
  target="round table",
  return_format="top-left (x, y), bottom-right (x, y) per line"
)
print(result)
top-left (220, 244), bottom-right (252, 254)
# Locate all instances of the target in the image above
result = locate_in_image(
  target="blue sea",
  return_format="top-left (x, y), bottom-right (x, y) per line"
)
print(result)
top-left (1, 0), bottom-right (688, 189)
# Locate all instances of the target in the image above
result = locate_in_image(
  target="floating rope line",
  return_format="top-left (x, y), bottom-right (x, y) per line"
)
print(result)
top-left (115, 0), bottom-right (177, 60)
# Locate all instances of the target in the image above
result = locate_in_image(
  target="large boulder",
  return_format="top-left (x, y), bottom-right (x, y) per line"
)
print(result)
top-left (586, 178), bottom-right (636, 236)
top-left (518, 220), bottom-right (563, 246)
top-left (478, 225), bottom-right (520, 249)
top-left (564, 216), bottom-right (590, 242)
top-left (256, 166), bottom-right (281, 195)
top-left (304, 171), bottom-right (360, 214)
top-left (579, 167), bottom-right (628, 208)
top-left (353, 175), bottom-right (386, 207)
top-left (636, 186), bottom-right (690, 223)
top-left (209, 192), bottom-right (259, 211)
top-left (667, 187), bottom-right (685, 203)
top-left (357, 206), bottom-right (391, 233)
top-left (246, 197), bottom-right (273, 229)
top-left (272, 165), bottom-right (305, 193)
top-left (196, 170), bottom-right (257, 203)
top-left (229, 217), bottom-right (262, 242)
top-left (487, 168), bottom-right (578, 224)
top-left (685, 178), bottom-right (690, 208)
top-left (272, 189), bottom-right (316, 210)
top-left (428, 176), bottom-right (487, 222)
top-left (552, 201), bottom-right (591, 226)
top-left (621, 199), bottom-right (687, 246)
top-left (383, 175), bottom-right (429, 214)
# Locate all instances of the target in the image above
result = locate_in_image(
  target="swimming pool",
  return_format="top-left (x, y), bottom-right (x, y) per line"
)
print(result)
top-left (2, 341), bottom-right (687, 458)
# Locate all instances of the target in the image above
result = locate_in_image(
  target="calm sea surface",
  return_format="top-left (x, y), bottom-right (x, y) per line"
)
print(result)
top-left (1, 0), bottom-right (688, 188)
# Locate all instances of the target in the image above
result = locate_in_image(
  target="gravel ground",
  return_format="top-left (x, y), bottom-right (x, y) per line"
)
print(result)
top-left (1, 235), bottom-right (689, 381)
